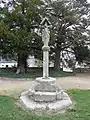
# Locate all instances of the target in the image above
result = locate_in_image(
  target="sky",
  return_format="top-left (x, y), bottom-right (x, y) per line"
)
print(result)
top-left (87, 0), bottom-right (90, 3)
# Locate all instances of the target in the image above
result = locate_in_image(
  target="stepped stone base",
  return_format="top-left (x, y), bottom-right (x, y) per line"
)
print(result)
top-left (20, 91), bottom-right (72, 112)
top-left (20, 77), bottom-right (72, 112)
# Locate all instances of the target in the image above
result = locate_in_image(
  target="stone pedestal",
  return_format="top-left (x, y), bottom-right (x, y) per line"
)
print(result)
top-left (20, 77), bottom-right (72, 113)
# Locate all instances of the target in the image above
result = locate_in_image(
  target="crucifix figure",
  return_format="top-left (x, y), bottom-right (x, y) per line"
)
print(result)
top-left (42, 25), bottom-right (50, 47)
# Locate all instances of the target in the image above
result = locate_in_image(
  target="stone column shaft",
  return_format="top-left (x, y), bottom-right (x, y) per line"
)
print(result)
top-left (43, 51), bottom-right (49, 78)
top-left (42, 46), bottom-right (50, 78)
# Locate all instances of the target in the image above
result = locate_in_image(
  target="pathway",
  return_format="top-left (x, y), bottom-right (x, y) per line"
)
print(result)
top-left (0, 73), bottom-right (90, 95)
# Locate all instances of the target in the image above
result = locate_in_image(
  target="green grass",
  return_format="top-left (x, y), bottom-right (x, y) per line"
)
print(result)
top-left (0, 69), bottom-right (73, 78)
top-left (50, 70), bottom-right (73, 77)
top-left (0, 90), bottom-right (90, 120)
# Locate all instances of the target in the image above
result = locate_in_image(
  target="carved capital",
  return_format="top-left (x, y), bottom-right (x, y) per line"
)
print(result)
top-left (42, 46), bottom-right (50, 51)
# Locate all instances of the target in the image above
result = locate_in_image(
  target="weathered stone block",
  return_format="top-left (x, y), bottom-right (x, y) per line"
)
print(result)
top-left (56, 91), bottom-right (62, 100)
top-left (28, 89), bottom-right (35, 96)
top-left (33, 91), bottom-right (57, 102)
top-left (35, 83), bottom-right (57, 92)
top-left (48, 98), bottom-right (72, 111)
top-left (35, 77), bottom-right (56, 84)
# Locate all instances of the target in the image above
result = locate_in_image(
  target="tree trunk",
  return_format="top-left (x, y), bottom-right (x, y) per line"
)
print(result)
top-left (54, 47), bottom-right (61, 71)
top-left (16, 52), bottom-right (27, 74)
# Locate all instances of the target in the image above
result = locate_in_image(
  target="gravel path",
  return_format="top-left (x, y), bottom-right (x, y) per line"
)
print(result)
top-left (0, 73), bottom-right (90, 95)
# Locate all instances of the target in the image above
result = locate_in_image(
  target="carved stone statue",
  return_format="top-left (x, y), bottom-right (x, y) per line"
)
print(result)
top-left (42, 27), bottom-right (50, 47)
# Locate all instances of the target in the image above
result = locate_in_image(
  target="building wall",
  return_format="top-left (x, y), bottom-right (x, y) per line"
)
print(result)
top-left (0, 62), bottom-right (17, 68)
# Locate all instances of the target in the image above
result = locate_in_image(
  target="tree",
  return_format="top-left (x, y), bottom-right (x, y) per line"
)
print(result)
top-left (43, 0), bottom-right (79, 70)
top-left (41, 0), bottom-right (90, 71)
top-left (0, 0), bottom-right (41, 73)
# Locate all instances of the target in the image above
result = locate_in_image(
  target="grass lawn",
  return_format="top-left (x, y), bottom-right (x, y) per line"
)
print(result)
top-left (0, 68), bottom-right (73, 78)
top-left (0, 90), bottom-right (90, 120)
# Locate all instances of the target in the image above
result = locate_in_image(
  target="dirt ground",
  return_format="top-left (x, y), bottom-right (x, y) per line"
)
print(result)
top-left (0, 73), bottom-right (90, 95)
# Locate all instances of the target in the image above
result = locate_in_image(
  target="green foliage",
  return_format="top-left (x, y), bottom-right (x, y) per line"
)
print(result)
top-left (0, 90), bottom-right (90, 119)
top-left (0, 68), bottom-right (73, 78)
top-left (0, 20), bottom-right (13, 57)
top-left (0, 0), bottom-right (42, 73)
top-left (32, 33), bottom-right (43, 60)
top-left (73, 44), bottom-right (90, 63)
top-left (0, 0), bottom-right (41, 59)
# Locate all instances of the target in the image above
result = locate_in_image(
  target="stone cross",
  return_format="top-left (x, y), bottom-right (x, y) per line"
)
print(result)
top-left (41, 18), bottom-right (51, 78)
top-left (20, 18), bottom-right (72, 111)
